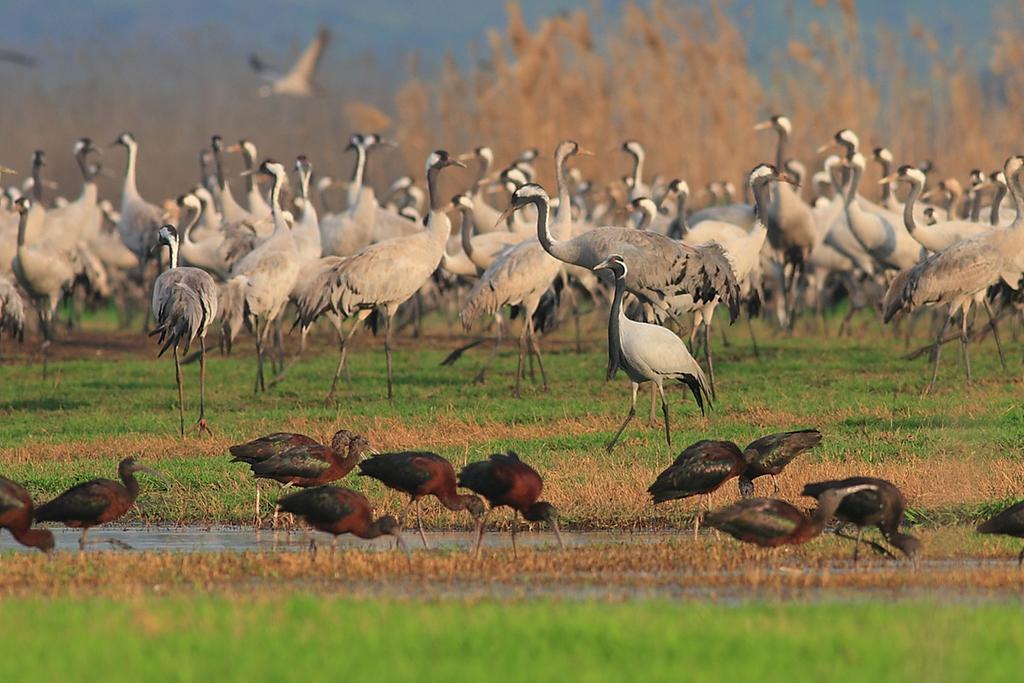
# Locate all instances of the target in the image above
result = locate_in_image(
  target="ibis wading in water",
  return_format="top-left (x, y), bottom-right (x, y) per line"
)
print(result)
top-left (0, 476), bottom-right (55, 552)
top-left (977, 501), bottom-right (1024, 566)
top-left (34, 458), bottom-right (167, 550)
top-left (458, 452), bottom-right (563, 558)
top-left (358, 451), bottom-right (485, 549)
top-left (276, 486), bottom-right (406, 554)
top-left (648, 439), bottom-right (746, 537)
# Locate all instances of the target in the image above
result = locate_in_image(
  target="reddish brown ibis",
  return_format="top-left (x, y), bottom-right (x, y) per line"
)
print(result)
top-left (34, 458), bottom-right (167, 550)
top-left (457, 452), bottom-right (563, 557)
top-left (0, 476), bottom-right (54, 552)
top-left (230, 429), bottom-right (353, 524)
top-left (802, 477), bottom-right (920, 564)
top-left (276, 486), bottom-right (406, 554)
top-left (738, 429), bottom-right (822, 497)
top-left (647, 439), bottom-right (747, 537)
top-left (706, 483), bottom-right (877, 550)
top-left (358, 451), bottom-right (485, 549)
top-left (977, 501), bottom-right (1024, 566)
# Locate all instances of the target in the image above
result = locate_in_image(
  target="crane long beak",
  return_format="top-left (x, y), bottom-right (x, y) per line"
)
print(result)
top-left (592, 257), bottom-right (614, 271)
top-left (878, 173), bottom-right (898, 185)
top-left (0, 166), bottom-right (17, 175)
top-left (778, 173), bottom-right (801, 188)
top-left (449, 159), bottom-right (467, 169)
top-left (816, 142), bottom-right (836, 154)
top-left (239, 169), bottom-right (255, 177)
top-left (577, 148), bottom-right (596, 157)
top-left (753, 120), bottom-right (773, 131)
top-left (225, 144), bottom-right (242, 153)
top-left (456, 152), bottom-right (476, 162)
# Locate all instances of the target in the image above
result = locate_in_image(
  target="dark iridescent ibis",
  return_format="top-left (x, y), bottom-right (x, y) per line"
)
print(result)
top-left (358, 451), bottom-right (485, 549)
top-left (0, 476), bottom-right (55, 552)
top-left (276, 486), bottom-right (406, 554)
top-left (705, 483), bottom-right (877, 550)
top-left (457, 451), bottom-right (563, 558)
top-left (802, 477), bottom-right (921, 564)
top-left (33, 458), bottom-right (167, 550)
top-left (977, 501), bottom-right (1024, 566)
top-left (248, 432), bottom-right (371, 488)
top-left (230, 429), bottom-right (353, 524)
top-left (738, 429), bottom-right (822, 497)
top-left (647, 440), bottom-right (747, 537)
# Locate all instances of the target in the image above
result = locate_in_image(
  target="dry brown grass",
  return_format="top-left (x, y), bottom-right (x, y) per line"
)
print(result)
top-left (1, 529), bottom-right (1022, 601)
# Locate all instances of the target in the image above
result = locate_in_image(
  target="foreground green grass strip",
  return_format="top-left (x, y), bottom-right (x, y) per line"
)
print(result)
top-left (0, 597), bottom-right (1020, 681)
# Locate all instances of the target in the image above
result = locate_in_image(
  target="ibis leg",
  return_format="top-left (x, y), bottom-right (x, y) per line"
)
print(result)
top-left (606, 382), bottom-right (639, 452)
top-left (415, 499), bottom-right (428, 549)
top-left (1017, 546), bottom-right (1024, 567)
top-left (474, 509), bottom-right (490, 558)
top-left (173, 345), bottom-right (185, 438)
top-left (79, 528), bottom-right (89, 551)
top-left (853, 527), bottom-right (863, 567)
top-left (510, 509), bottom-right (519, 560)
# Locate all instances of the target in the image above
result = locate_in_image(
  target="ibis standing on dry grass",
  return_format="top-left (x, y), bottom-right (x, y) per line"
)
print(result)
top-left (358, 451), bottom-right (485, 549)
top-left (0, 476), bottom-right (55, 552)
top-left (150, 225), bottom-right (218, 437)
top-left (458, 452), bottom-right (563, 557)
top-left (594, 254), bottom-right (710, 452)
top-left (977, 501), bottom-right (1024, 566)
top-left (34, 458), bottom-right (167, 550)
top-left (648, 440), bottom-right (747, 536)
top-left (738, 429), bottom-right (822, 497)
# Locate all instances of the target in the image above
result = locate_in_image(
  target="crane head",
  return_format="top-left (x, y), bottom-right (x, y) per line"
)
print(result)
top-left (593, 254), bottom-right (628, 279)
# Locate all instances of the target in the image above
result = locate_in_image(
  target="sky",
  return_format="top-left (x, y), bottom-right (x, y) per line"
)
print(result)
top-left (0, 0), bottom-right (1010, 78)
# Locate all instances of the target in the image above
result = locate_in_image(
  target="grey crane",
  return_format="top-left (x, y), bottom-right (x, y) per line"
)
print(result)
top-left (0, 273), bottom-right (26, 345)
top-left (220, 160), bottom-right (300, 392)
top-left (11, 197), bottom-right (75, 371)
top-left (250, 26), bottom-right (331, 98)
top-left (882, 165), bottom-right (991, 252)
top-left (151, 225), bottom-right (219, 436)
top-left (754, 115), bottom-right (816, 324)
top-left (460, 140), bottom-right (582, 396)
top-left (595, 254), bottom-right (710, 452)
top-left (227, 139), bottom-right (272, 218)
top-left (883, 155), bottom-right (1024, 394)
top-left (111, 132), bottom-right (165, 291)
top-left (297, 150), bottom-right (466, 400)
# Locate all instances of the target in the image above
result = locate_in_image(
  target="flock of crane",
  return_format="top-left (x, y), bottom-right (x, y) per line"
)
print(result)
top-left (2, 105), bottom-right (1024, 563)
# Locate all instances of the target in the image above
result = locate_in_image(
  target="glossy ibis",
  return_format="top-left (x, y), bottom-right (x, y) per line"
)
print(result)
top-left (230, 429), bottom-right (352, 524)
top-left (706, 483), bottom-right (877, 550)
top-left (647, 440), bottom-right (746, 537)
top-left (977, 501), bottom-right (1024, 565)
top-left (738, 429), bottom-right (822, 497)
top-left (0, 476), bottom-right (55, 552)
top-left (358, 451), bottom-right (485, 549)
top-left (457, 452), bottom-right (563, 557)
top-left (276, 486), bottom-right (406, 554)
top-left (802, 477), bottom-right (921, 564)
top-left (34, 458), bottom-right (167, 550)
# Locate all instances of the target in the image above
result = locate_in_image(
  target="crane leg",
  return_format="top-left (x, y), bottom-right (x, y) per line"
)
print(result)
top-left (647, 383), bottom-right (657, 427)
top-left (473, 315), bottom-right (502, 384)
top-left (415, 499), bottom-right (429, 549)
top-left (514, 319), bottom-right (529, 398)
top-left (984, 300), bottom-right (1007, 370)
top-left (474, 509), bottom-right (490, 558)
top-left (252, 317), bottom-right (264, 394)
top-left (606, 382), bottom-right (639, 452)
top-left (703, 322), bottom-right (717, 401)
top-left (526, 316), bottom-right (548, 392)
top-left (959, 312), bottom-right (972, 384)
top-left (747, 314), bottom-right (761, 361)
top-left (193, 336), bottom-right (211, 436)
top-left (384, 312), bottom-right (394, 400)
top-left (173, 345), bottom-right (185, 438)
top-left (924, 315), bottom-right (952, 396)
top-left (658, 383), bottom-right (671, 447)
top-left (326, 318), bottom-right (360, 402)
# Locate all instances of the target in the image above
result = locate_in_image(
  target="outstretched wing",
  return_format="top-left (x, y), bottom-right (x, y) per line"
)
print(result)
top-left (285, 26), bottom-right (330, 83)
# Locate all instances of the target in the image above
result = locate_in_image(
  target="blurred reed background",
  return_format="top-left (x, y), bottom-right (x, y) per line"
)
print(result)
top-left (3, 0), bottom-right (1023, 204)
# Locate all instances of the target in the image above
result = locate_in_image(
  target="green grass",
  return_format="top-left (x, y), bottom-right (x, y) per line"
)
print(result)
top-left (1, 310), bottom-right (1022, 525)
top-left (0, 596), bottom-right (1020, 682)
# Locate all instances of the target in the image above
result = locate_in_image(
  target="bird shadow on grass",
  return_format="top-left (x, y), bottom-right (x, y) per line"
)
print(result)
top-left (0, 397), bottom-right (88, 411)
